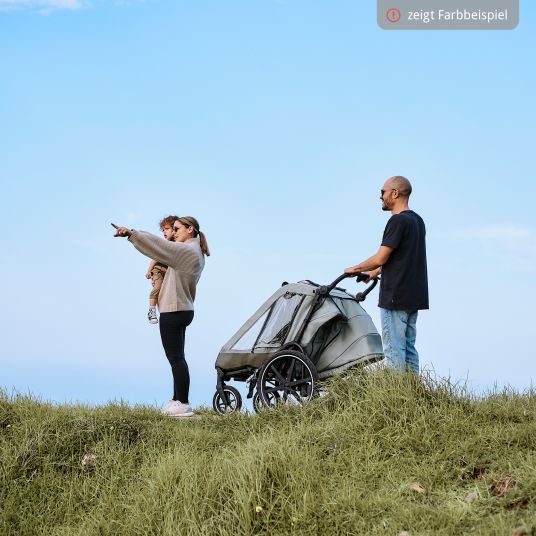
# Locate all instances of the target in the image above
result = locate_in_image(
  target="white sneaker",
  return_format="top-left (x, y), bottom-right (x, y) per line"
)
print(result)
top-left (161, 400), bottom-right (175, 415)
top-left (165, 402), bottom-right (194, 418)
top-left (148, 308), bottom-right (158, 324)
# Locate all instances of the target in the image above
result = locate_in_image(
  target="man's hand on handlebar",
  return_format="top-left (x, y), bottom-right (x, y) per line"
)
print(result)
top-left (363, 267), bottom-right (381, 282)
top-left (344, 265), bottom-right (361, 276)
top-left (346, 267), bottom-right (381, 282)
top-left (344, 266), bottom-right (381, 281)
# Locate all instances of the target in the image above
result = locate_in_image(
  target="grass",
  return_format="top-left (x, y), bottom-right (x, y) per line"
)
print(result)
top-left (1, 370), bottom-right (535, 535)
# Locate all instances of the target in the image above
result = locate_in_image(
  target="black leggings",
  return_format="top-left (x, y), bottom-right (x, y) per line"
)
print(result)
top-left (159, 311), bottom-right (194, 403)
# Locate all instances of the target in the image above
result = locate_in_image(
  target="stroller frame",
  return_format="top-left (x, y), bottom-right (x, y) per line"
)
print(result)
top-left (213, 273), bottom-right (383, 414)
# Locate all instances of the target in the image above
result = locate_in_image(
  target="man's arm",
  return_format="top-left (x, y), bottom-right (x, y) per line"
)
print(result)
top-left (344, 245), bottom-right (393, 276)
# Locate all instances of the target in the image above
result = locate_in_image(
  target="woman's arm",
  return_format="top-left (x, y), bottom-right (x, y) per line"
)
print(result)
top-left (113, 225), bottom-right (198, 271)
top-left (128, 230), bottom-right (194, 269)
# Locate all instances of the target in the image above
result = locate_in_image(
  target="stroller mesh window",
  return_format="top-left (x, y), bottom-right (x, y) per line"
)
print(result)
top-left (254, 293), bottom-right (303, 349)
top-left (231, 310), bottom-right (270, 351)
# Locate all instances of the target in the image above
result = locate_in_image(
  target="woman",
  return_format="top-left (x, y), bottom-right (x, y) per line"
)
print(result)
top-left (113, 216), bottom-right (210, 417)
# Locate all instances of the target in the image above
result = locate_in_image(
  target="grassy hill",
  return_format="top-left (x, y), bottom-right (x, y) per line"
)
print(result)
top-left (1, 371), bottom-right (535, 536)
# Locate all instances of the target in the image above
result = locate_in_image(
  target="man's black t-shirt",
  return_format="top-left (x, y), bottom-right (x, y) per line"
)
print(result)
top-left (379, 210), bottom-right (429, 311)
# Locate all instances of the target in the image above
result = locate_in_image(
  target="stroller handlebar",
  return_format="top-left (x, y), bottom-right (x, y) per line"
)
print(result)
top-left (326, 272), bottom-right (374, 290)
top-left (295, 273), bottom-right (379, 345)
top-left (324, 272), bottom-right (379, 302)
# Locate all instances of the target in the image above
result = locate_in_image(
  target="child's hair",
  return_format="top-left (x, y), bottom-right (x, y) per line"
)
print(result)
top-left (159, 215), bottom-right (180, 230)
top-left (177, 216), bottom-right (210, 257)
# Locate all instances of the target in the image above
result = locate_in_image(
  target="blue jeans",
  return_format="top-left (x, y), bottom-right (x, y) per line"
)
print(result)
top-left (380, 308), bottom-right (419, 374)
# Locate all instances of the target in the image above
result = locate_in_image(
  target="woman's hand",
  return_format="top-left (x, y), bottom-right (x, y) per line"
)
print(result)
top-left (111, 223), bottom-right (132, 238)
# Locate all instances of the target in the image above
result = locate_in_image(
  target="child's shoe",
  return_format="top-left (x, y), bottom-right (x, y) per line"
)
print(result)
top-left (148, 307), bottom-right (158, 324)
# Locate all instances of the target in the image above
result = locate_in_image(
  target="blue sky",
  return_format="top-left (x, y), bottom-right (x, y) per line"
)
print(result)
top-left (1, 0), bottom-right (535, 408)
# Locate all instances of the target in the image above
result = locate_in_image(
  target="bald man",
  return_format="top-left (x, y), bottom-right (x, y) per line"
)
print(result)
top-left (345, 176), bottom-right (428, 373)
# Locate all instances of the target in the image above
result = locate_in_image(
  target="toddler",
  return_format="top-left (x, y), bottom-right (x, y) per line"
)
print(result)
top-left (146, 215), bottom-right (179, 324)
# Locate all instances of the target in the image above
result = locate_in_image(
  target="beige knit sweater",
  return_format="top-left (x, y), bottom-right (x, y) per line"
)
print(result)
top-left (129, 231), bottom-right (205, 312)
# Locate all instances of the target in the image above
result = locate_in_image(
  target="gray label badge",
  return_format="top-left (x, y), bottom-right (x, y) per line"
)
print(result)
top-left (378, 0), bottom-right (519, 30)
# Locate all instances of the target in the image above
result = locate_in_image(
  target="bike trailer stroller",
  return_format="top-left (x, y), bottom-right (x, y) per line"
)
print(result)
top-left (213, 273), bottom-right (384, 413)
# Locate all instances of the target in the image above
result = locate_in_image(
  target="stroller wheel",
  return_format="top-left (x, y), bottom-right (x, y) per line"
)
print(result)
top-left (252, 390), bottom-right (280, 413)
top-left (212, 386), bottom-right (242, 415)
top-left (257, 350), bottom-right (318, 408)
top-left (252, 392), bottom-right (263, 413)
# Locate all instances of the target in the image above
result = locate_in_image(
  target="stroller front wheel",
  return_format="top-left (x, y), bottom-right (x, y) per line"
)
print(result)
top-left (212, 386), bottom-right (243, 415)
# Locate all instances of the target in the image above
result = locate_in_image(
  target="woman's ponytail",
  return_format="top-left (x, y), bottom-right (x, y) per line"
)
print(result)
top-left (198, 231), bottom-right (210, 257)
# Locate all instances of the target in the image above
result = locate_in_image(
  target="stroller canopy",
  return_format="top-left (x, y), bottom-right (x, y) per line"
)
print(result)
top-left (216, 281), bottom-right (383, 379)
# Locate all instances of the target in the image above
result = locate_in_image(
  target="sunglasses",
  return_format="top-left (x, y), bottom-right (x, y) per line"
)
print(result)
top-left (381, 188), bottom-right (397, 197)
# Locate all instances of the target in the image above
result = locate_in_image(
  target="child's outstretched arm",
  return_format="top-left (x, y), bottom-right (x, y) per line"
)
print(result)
top-left (146, 259), bottom-right (158, 279)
